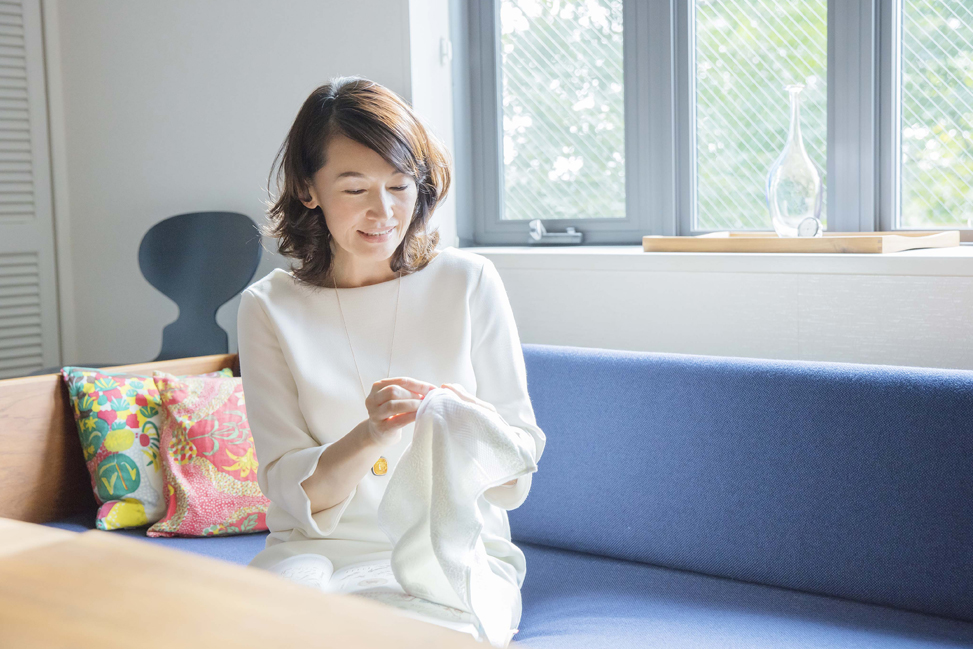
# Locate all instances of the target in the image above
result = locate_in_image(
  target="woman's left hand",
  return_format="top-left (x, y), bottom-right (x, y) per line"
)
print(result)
top-left (440, 382), bottom-right (498, 414)
top-left (440, 383), bottom-right (516, 486)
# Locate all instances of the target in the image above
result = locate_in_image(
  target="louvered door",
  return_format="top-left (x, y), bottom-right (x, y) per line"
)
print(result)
top-left (0, 0), bottom-right (59, 379)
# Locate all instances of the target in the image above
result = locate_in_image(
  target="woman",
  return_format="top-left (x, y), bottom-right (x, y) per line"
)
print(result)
top-left (236, 77), bottom-right (546, 645)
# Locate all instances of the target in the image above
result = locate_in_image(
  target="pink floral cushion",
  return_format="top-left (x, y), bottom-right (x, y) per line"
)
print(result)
top-left (60, 366), bottom-right (234, 531)
top-left (147, 370), bottom-right (270, 537)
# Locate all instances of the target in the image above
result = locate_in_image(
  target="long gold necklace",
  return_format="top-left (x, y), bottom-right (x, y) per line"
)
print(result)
top-left (333, 273), bottom-right (402, 476)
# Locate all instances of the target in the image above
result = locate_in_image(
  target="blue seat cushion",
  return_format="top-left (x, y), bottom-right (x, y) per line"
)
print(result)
top-left (43, 514), bottom-right (973, 647)
top-left (44, 512), bottom-right (269, 566)
top-left (515, 543), bottom-right (973, 648)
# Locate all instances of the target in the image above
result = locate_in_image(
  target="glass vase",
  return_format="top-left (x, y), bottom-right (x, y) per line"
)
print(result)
top-left (765, 84), bottom-right (823, 237)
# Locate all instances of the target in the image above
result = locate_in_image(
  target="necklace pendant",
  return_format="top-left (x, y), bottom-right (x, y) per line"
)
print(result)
top-left (372, 456), bottom-right (388, 476)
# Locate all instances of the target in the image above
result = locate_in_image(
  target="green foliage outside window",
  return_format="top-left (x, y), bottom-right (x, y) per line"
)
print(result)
top-left (499, 0), bottom-right (973, 230)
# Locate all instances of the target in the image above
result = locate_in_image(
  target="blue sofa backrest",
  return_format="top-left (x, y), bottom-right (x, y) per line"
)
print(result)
top-left (512, 344), bottom-right (973, 624)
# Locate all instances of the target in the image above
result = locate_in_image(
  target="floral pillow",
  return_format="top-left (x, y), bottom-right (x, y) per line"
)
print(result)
top-left (60, 366), bottom-right (234, 530)
top-left (147, 370), bottom-right (270, 537)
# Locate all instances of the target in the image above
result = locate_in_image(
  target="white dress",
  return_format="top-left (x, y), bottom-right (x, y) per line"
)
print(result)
top-left (236, 246), bottom-right (547, 642)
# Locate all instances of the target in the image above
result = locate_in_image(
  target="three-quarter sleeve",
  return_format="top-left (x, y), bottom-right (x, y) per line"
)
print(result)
top-left (237, 289), bottom-right (356, 538)
top-left (469, 259), bottom-right (547, 510)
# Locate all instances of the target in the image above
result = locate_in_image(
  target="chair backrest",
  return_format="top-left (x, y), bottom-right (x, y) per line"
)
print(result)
top-left (512, 343), bottom-right (973, 624)
top-left (138, 212), bottom-right (262, 361)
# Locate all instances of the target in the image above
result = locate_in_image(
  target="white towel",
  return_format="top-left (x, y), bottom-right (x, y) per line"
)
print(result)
top-left (377, 387), bottom-right (538, 647)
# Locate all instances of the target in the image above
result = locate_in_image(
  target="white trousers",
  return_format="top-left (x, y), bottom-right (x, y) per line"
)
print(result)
top-left (264, 553), bottom-right (500, 644)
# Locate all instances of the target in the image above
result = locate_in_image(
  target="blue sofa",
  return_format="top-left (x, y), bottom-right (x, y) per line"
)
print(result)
top-left (47, 343), bottom-right (973, 647)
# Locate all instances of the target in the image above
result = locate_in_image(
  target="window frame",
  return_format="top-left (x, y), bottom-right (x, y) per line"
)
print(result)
top-left (454, 0), bottom-right (973, 245)
top-left (465, 0), bottom-right (661, 245)
top-left (878, 0), bottom-right (900, 233)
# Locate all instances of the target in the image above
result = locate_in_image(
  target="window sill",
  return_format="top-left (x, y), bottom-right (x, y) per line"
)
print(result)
top-left (460, 244), bottom-right (973, 277)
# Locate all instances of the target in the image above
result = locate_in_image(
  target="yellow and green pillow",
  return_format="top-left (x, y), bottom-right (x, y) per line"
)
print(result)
top-left (60, 366), bottom-right (233, 530)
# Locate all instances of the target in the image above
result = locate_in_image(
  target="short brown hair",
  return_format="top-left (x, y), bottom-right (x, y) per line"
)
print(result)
top-left (263, 77), bottom-right (451, 288)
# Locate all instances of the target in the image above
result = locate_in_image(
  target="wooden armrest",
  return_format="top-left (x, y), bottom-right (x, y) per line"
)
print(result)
top-left (0, 354), bottom-right (238, 523)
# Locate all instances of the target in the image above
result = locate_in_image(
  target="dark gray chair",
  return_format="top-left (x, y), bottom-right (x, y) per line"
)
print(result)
top-left (26, 211), bottom-right (262, 376)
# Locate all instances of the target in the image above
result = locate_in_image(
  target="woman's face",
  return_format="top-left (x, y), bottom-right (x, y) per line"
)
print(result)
top-left (302, 134), bottom-right (419, 279)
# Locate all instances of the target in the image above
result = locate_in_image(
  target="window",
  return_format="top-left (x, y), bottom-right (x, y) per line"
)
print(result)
top-left (499, 0), bottom-right (625, 221)
top-left (897, 0), bottom-right (973, 229)
top-left (694, 0), bottom-right (827, 231)
top-left (457, 0), bottom-right (973, 244)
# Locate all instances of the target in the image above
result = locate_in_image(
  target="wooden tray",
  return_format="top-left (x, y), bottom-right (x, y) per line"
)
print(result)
top-left (642, 230), bottom-right (961, 253)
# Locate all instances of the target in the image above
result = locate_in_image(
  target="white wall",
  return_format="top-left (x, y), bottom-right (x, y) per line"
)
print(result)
top-left (476, 246), bottom-right (973, 372)
top-left (46, 0), bottom-right (460, 365)
top-left (44, 1), bottom-right (973, 373)
top-left (408, 0), bottom-right (457, 253)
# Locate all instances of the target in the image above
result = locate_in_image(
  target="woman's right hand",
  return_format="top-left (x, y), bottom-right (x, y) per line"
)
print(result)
top-left (364, 377), bottom-right (438, 446)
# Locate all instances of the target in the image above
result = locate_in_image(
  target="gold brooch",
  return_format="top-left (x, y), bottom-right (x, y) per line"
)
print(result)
top-left (372, 456), bottom-right (388, 476)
